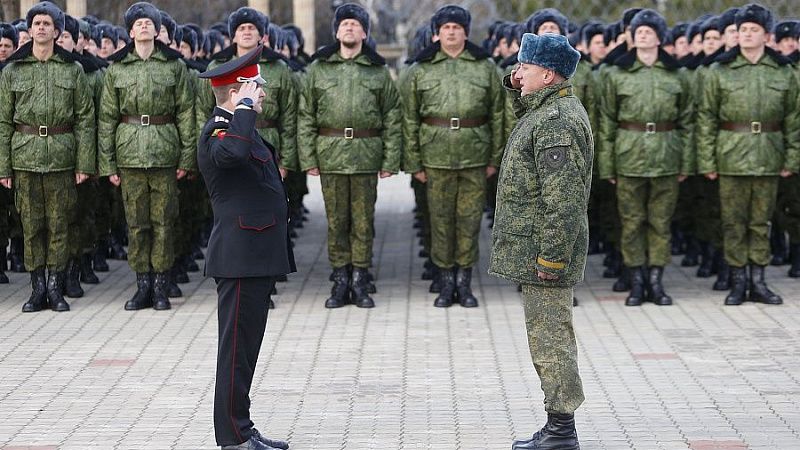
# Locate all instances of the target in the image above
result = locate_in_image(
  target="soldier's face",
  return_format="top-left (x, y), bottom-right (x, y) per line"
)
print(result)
top-left (85, 39), bottom-right (97, 55)
top-left (130, 18), bottom-right (156, 42)
top-left (0, 38), bottom-right (14, 61)
top-left (634, 26), bottom-right (660, 50)
top-left (157, 27), bottom-right (171, 45)
top-left (99, 37), bottom-right (115, 58)
top-left (76, 34), bottom-right (87, 52)
top-left (31, 14), bottom-right (57, 45)
top-left (588, 34), bottom-right (607, 62)
top-left (438, 23), bottom-right (467, 49)
top-left (702, 30), bottom-right (722, 55)
top-left (690, 33), bottom-right (703, 54)
top-left (234, 23), bottom-right (261, 50)
top-left (536, 22), bottom-right (561, 36)
top-left (674, 36), bottom-right (690, 58)
top-left (56, 31), bottom-right (75, 52)
top-left (738, 23), bottom-right (768, 50)
top-left (516, 63), bottom-right (551, 96)
top-left (336, 19), bottom-right (366, 47)
top-left (18, 31), bottom-right (31, 48)
top-left (776, 37), bottom-right (799, 56)
top-left (179, 41), bottom-right (193, 60)
top-left (723, 25), bottom-right (739, 50)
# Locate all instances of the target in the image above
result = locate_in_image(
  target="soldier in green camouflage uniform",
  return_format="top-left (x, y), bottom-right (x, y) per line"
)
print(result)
top-left (598, 10), bottom-right (694, 307)
top-left (403, 6), bottom-right (504, 308)
top-left (298, 4), bottom-right (401, 309)
top-left (697, 4), bottom-right (800, 306)
top-left (98, 2), bottom-right (195, 311)
top-left (0, 2), bottom-right (96, 313)
top-left (489, 33), bottom-right (587, 450)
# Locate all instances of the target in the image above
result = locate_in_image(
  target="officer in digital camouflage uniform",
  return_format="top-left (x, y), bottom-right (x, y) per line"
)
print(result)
top-left (0, 1), bottom-right (96, 313)
top-left (403, 5), bottom-right (503, 308)
top-left (490, 32), bottom-right (588, 450)
top-left (598, 9), bottom-right (694, 307)
top-left (98, 2), bottom-right (195, 311)
top-left (697, 3), bottom-right (800, 306)
top-left (298, 3), bottom-right (401, 309)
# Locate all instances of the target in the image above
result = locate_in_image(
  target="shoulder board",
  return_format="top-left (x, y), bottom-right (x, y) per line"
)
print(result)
top-left (214, 116), bottom-right (230, 124)
top-left (211, 129), bottom-right (227, 137)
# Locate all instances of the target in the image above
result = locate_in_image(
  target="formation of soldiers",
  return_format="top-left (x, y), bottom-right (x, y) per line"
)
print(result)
top-left (1, 1), bottom-right (799, 313)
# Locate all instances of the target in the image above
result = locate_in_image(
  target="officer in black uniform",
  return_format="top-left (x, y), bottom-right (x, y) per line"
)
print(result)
top-left (197, 45), bottom-right (295, 450)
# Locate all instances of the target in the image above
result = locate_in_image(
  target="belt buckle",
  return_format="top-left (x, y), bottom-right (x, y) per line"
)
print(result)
top-left (751, 121), bottom-right (762, 134)
top-left (38, 126), bottom-right (48, 137)
top-left (141, 115), bottom-right (150, 126)
top-left (450, 117), bottom-right (460, 130)
top-left (344, 127), bottom-right (354, 140)
top-left (645, 122), bottom-right (656, 134)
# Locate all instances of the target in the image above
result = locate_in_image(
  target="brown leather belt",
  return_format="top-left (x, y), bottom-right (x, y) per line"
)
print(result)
top-left (256, 119), bottom-right (279, 129)
top-left (618, 121), bottom-right (676, 133)
top-left (15, 124), bottom-right (73, 136)
top-left (720, 121), bottom-right (781, 134)
top-left (423, 116), bottom-right (488, 130)
top-left (317, 127), bottom-right (381, 139)
top-left (120, 115), bottom-right (174, 126)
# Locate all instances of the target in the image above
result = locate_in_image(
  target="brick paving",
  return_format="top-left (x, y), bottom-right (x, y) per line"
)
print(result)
top-left (0, 174), bottom-right (799, 450)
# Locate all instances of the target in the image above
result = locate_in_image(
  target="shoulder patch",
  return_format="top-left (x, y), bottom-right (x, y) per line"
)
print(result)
top-left (547, 107), bottom-right (560, 120)
top-left (543, 146), bottom-right (568, 169)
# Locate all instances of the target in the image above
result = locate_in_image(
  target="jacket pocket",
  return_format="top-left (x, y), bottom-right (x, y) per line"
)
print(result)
top-left (238, 214), bottom-right (276, 232)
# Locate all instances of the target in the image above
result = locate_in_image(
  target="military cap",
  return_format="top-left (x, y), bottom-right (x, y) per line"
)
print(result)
top-left (670, 23), bottom-right (688, 42)
top-left (282, 24), bottom-right (305, 52)
top-left (735, 4), bottom-right (774, 32)
top-left (82, 15), bottom-right (99, 26)
top-left (333, 3), bottom-right (371, 38)
top-left (228, 7), bottom-right (267, 38)
top-left (78, 18), bottom-right (92, 39)
top-left (185, 23), bottom-right (204, 47)
top-left (204, 30), bottom-right (225, 56)
top-left (199, 44), bottom-right (266, 87)
top-left (63, 14), bottom-right (79, 44)
top-left (26, 1), bottom-right (65, 35)
top-left (124, 2), bottom-right (161, 33)
top-left (581, 20), bottom-right (605, 46)
top-left (96, 22), bottom-right (117, 44)
top-left (518, 32), bottom-right (581, 79)
top-left (210, 22), bottom-right (230, 38)
top-left (604, 21), bottom-right (623, 46)
top-left (410, 23), bottom-right (433, 59)
top-left (718, 8), bottom-right (740, 31)
top-left (686, 17), bottom-right (709, 42)
top-left (180, 25), bottom-right (197, 53)
top-left (630, 9), bottom-right (668, 43)
top-left (525, 8), bottom-right (568, 36)
top-left (774, 20), bottom-right (800, 42)
top-left (173, 25), bottom-right (183, 47)
top-left (622, 8), bottom-right (643, 28)
top-left (267, 23), bottom-right (287, 51)
top-left (0, 23), bottom-right (18, 48)
top-left (700, 15), bottom-right (721, 38)
top-left (115, 25), bottom-right (130, 45)
top-left (431, 5), bottom-right (471, 36)
top-left (159, 10), bottom-right (178, 43)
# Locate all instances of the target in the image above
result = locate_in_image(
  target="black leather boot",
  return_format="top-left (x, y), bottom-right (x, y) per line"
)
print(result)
top-left (625, 266), bottom-right (645, 306)
top-left (325, 267), bottom-right (350, 308)
top-left (366, 271), bottom-right (377, 294)
top-left (351, 267), bottom-right (375, 308)
top-left (166, 271), bottom-right (183, 298)
top-left (125, 272), bottom-right (153, 310)
top-left (612, 266), bottom-right (631, 292)
top-left (64, 258), bottom-right (84, 298)
top-left (173, 260), bottom-right (189, 284)
top-left (602, 251), bottom-right (621, 278)
top-left (10, 237), bottom-right (26, 272)
top-left (109, 230), bottom-right (128, 260)
top-left (429, 269), bottom-right (443, 293)
top-left (152, 272), bottom-right (172, 310)
top-left (712, 251), bottom-right (731, 291)
top-left (724, 267), bottom-right (747, 305)
top-left (788, 244), bottom-right (800, 278)
top-left (433, 267), bottom-right (455, 308)
top-left (681, 236), bottom-right (700, 267)
top-left (93, 240), bottom-right (110, 272)
top-left (696, 242), bottom-right (714, 277)
top-left (512, 413), bottom-right (580, 450)
top-left (748, 264), bottom-right (782, 305)
top-left (80, 253), bottom-right (100, 284)
top-left (47, 271), bottom-right (70, 312)
top-left (22, 268), bottom-right (47, 312)
top-left (421, 258), bottom-right (437, 280)
top-left (647, 266), bottom-right (672, 305)
top-left (455, 267), bottom-right (479, 308)
top-left (770, 227), bottom-right (787, 266)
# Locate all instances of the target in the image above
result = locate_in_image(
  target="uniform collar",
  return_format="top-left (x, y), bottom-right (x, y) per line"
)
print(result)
top-left (213, 106), bottom-right (233, 121)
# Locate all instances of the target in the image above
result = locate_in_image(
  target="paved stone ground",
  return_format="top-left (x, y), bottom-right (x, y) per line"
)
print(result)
top-left (1, 174), bottom-right (799, 450)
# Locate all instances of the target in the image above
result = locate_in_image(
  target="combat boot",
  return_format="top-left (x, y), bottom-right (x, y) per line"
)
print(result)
top-left (748, 265), bottom-right (782, 305)
top-left (433, 267), bottom-right (456, 308)
top-left (602, 251), bottom-right (621, 278)
top-left (624, 266), bottom-right (645, 306)
top-left (109, 230), bottom-right (127, 260)
top-left (152, 272), bottom-right (172, 310)
top-left (428, 269), bottom-right (443, 293)
top-left (125, 272), bottom-right (153, 310)
top-left (80, 253), bottom-right (99, 284)
top-left (421, 258), bottom-right (437, 280)
top-left (770, 227), bottom-right (788, 266)
top-left (612, 266), bottom-right (631, 292)
top-left (64, 258), bottom-right (84, 298)
top-left (351, 267), bottom-right (375, 308)
top-left (512, 413), bottom-right (580, 450)
top-left (0, 245), bottom-right (7, 284)
top-left (365, 270), bottom-right (377, 294)
top-left (681, 236), bottom-right (700, 267)
top-left (326, 267), bottom-right (350, 308)
top-left (22, 268), bottom-right (47, 312)
top-left (172, 260), bottom-right (189, 284)
top-left (711, 251), bottom-right (730, 290)
top-left (647, 266), bottom-right (672, 305)
top-left (93, 239), bottom-right (110, 272)
top-left (46, 271), bottom-right (70, 312)
top-left (788, 244), bottom-right (800, 278)
top-left (724, 267), bottom-right (747, 305)
top-left (166, 271), bottom-right (183, 298)
top-left (696, 242), bottom-right (715, 277)
top-left (455, 267), bottom-right (479, 308)
top-left (9, 237), bottom-right (26, 272)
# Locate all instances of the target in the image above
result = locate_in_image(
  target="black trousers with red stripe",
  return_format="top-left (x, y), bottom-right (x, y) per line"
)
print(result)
top-left (214, 276), bottom-right (274, 446)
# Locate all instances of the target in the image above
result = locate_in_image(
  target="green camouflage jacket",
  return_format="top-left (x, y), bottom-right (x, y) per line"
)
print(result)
top-left (696, 47), bottom-right (800, 176)
top-left (297, 44), bottom-right (401, 174)
top-left (97, 42), bottom-right (196, 176)
top-left (0, 43), bottom-right (96, 177)
top-left (196, 45), bottom-right (299, 171)
top-left (597, 50), bottom-right (694, 179)
top-left (402, 42), bottom-right (504, 173)
top-left (489, 79), bottom-right (593, 286)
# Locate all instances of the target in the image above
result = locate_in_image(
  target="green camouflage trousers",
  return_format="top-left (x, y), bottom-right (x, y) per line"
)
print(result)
top-left (320, 173), bottom-right (378, 269)
top-left (426, 167), bottom-right (486, 269)
top-left (693, 177), bottom-right (722, 248)
top-left (119, 168), bottom-right (178, 273)
top-left (521, 284), bottom-right (584, 414)
top-left (14, 170), bottom-right (76, 271)
top-left (617, 176), bottom-right (679, 267)
top-left (719, 176), bottom-right (778, 267)
top-left (68, 181), bottom-right (97, 258)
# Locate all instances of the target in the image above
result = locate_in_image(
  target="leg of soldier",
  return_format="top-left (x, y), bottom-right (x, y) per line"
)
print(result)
top-left (94, 178), bottom-right (112, 244)
top-left (521, 283), bottom-right (584, 414)
top-left (719, 176), bottom-right (751, 268)
top-left (148, 169), bottom-right (178, 273)
top-left (175, 178), bottom-right (194, 261)
top-left (320, 173), bottom-right (352, 268)
top-left (747, 176), bottom-right (779, 267)
top-left (416, 178), bottom-right (432, 255)
top-left (782, 174), bottom-right (800, 246)
top-left (645, 176), bottom-right (679, 267)
top-left (349, 174), bottom-right (378, 269)
top-left (42, 172), bottom-right (76, 272)
top-left (454, 167), bottom-right (486, 268)
top-left (616, 176), bottom-right (648, 268)
top-left (426, 168), bottom-right (458, 270)
top-left (14, 171), bottom-right (47, 271)
top-left (119, 169), bottom-right (153, 273)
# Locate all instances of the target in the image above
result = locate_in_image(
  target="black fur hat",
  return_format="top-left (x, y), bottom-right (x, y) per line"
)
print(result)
top-left (581, 20), bottom-right (605, 46)
top-left (525, 8), bottom-right (567, 35)
top-left (0, 23), bottom-right (18, 48)
top-left (333, 3), bottom-right (370, 38)
top-left (282, 24), bottom-right (305, 52)
top-left (604, 21), bottom-right (623, 46)
top-left (719, 8), bottom-right (739, 31)
top-left (735, 4), bottom-right (774, 32)
top-left (124, 2), bottom-right (161, 33)
top-left (179, 25), bottom-right (197, 53)
top-left (410, 23), bottom-right (433, 59)
top-left (63, 14), bottom-right (79, 43)
top-left (267, 23), bottom-right (287, 51)
top-left (228, 7), bottom-right (267, 38)
top-left (670, 23), bottom-right (688, 42)
top-left (774, 20), bottom-right (800, 42)
top-left (431, 5), bottom-right (471, 36)
top-left (115, 25), bottom-right (130, 45)
top-left (622, 8), bottom-right (643, 28)
top-left (210, 22), bottom-right (229, 39)
top-left (700, 16), bottom-right (721, 38)
top-left (630, 9), bottom-right (668, 43)
top-left (159, 10), bottom-right (177, 43)
top-left (26, 1), bottom-right (65, 35)
top-left (204, 29), bottom-right (224, 55)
